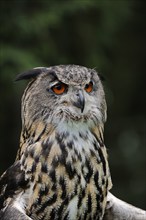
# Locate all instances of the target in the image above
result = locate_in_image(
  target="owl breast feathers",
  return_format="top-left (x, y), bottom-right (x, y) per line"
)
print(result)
top-left (0, 65), bottom-right (112, 220)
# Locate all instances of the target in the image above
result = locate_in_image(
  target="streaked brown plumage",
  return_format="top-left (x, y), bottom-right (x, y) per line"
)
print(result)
top-left (0, 65), bottom-right (112, 220)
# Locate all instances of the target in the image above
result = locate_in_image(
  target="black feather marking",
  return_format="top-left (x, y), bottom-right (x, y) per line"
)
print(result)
top-left (15, 67), bottom-right (48, 81)
top-left (0, 161), bottom-right (28, 210)
top-left (98, 147), bottom-right (107, 176)
top-left (87, 194), bottom-right (92, 213)
top-left (36, 194), bottom-right (57, 214)
top-left (85, 159), bottom-right (93, 183)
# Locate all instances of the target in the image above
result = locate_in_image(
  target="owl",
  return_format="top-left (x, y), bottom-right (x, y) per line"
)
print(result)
top-left (0, 65), bottom-right (112, 220)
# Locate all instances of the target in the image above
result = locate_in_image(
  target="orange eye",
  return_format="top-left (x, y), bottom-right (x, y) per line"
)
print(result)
top-left (52, 82), bottom-right (67, 95)
top-left (85, 81), bottom-right (93, 93)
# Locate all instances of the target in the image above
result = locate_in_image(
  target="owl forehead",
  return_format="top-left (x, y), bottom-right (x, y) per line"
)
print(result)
top-left (46, 65), bottom-right (93, 85)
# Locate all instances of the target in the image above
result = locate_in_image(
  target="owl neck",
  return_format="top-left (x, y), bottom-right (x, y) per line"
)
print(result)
top-left (17, 119), bottom-right (104, 159)
top-left (55, 120), bottom-right (104, 145)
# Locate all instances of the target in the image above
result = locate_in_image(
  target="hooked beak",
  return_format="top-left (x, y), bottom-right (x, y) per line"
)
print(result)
top-left (72, 90), bottom-right (85, 113)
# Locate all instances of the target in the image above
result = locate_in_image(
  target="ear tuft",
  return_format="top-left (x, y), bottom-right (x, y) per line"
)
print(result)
top-left (15, 67), bottom-right (48, 81)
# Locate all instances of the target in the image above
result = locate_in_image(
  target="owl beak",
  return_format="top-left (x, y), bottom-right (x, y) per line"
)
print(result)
top-left (73, 90), bottom-right (85, 113)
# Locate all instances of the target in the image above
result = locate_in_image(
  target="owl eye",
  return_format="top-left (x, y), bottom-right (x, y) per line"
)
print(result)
top-left (51, 82), bottom-right (67, 95)
top-left (85, 81), bottom-right (93, 93)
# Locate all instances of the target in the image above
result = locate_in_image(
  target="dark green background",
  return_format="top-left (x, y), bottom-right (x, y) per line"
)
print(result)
top-left (0, 0), bottom-right (146, 209)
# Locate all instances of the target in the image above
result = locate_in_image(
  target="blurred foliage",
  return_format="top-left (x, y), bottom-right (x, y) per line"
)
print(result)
top-left (0, 0), bottom-right (146, 209)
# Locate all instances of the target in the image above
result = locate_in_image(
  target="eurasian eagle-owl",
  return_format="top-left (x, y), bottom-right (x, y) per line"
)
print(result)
top-left (0, 65), bottom-right (112, 220)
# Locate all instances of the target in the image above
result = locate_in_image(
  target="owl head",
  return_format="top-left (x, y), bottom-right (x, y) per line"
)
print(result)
top-left (16, 65), bottom-right (107, 130)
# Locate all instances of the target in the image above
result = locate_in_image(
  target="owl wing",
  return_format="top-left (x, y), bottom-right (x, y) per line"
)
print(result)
top-left (0, 161), bottom-right (31, 220)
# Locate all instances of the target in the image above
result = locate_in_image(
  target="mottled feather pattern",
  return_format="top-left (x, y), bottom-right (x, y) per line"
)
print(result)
top-left (0, 65), bottom-right (112, 220)
top-left (17, 123), bottom-right (111, 220)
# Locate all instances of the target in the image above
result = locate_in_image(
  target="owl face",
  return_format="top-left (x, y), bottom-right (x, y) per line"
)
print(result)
top-left (19, 65), bottom-right (107, 128)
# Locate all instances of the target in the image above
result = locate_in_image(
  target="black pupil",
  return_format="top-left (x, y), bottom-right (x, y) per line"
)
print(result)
top-left (55, 83), bottom-right (62, 90)
top-left (85, 81), bottom-right (92, 89)
top-left (85, 84), bottom-right (89, 89)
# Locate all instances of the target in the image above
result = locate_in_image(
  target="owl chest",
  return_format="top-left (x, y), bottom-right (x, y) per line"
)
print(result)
top-left (23, 135), bottom-right (108, 220)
